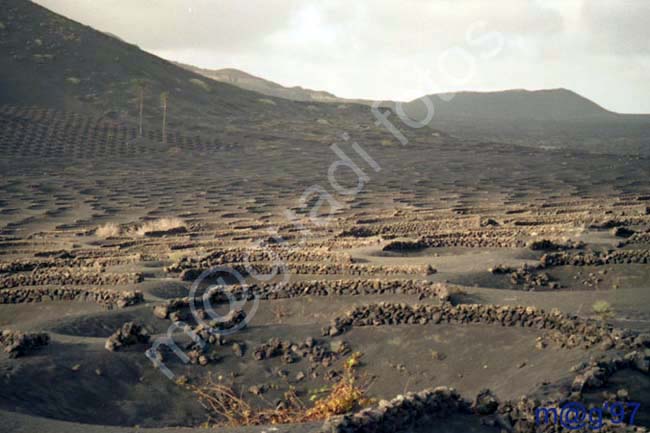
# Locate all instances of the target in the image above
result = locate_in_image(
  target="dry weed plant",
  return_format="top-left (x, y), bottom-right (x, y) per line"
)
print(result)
top-left (95, 222), bottom-right (121, 238)
top-left (132, 217), bottom-right (186, 237)
top-left (188, 352), bottom-right (370, 427)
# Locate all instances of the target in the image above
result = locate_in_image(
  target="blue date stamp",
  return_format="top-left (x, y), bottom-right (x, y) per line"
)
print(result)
top-left (535, 401), bottom-right (640, 430)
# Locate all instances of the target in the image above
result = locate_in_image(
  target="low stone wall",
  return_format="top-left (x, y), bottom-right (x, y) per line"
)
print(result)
top-left (0, 268), bottom-right (143, 289)
top-left (236, 279), bottom-right (449, 300)
top-left (383, 236), bottom-right (582, 253)
top-left (0, 329), bottom-right (49, 358)
top-left (420, 231), bottom-right (524, 248)
top-left (540, 249), bottom-right (650, 267)
top-left (152, 280), bottom-right (452, 320)
top-left (176, 263), bottom-right (431, 281)
top-left (0, 254), bottom-right (143, 274)
top-left (0, 287), bottom-right (144, 308)
top-left (166, 248), bottom-right (354, 274)
top-left (382, 239), bottom-right (428, 252)
top-left (322, 302), bottom-right (646, 352)
top-left (337, 226), bottom-right (377, 238)
top-left (320, 386), bottom-right (470, 433)
top-left (620, 232), bottom-right (650, 246)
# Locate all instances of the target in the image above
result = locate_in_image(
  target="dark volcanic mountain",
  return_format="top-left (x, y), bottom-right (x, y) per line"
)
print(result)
top-left (408, 88), bottom-right (614, 121)
top-left (403, 89), bottom-right (650, 155)
top-left (0, 0), bottom-right (248, 114)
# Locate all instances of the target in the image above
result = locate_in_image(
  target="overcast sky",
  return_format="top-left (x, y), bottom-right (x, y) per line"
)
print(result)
top-left (34, 0), bottom-right (650, 113)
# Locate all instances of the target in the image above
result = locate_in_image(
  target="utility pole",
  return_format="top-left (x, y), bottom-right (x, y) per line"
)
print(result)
top-left (160, 92), bottom-right (168, 144)
top-left (138, 83), bottom-right (144, 137)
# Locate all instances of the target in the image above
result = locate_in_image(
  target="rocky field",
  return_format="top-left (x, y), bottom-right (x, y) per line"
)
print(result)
top-left (1, 126), bottom-right (649, 432)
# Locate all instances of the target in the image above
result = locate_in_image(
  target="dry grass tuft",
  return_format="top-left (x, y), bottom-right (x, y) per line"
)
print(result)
top-left (592, 300), bottom-right (613, 321)
top-left (133, 217), bottom-right (185, 237)
top-left (95, 223), bottom-right (121, 238)
top-left (189, 352), bottom-right (370, 427)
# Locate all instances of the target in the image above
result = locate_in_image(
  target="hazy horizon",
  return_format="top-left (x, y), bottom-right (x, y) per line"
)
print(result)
top-left (32, 0), bottom-right (650, 114)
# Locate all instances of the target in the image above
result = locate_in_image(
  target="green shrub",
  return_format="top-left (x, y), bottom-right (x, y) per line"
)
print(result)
top-left (592, 300), bottom-right (613, 320)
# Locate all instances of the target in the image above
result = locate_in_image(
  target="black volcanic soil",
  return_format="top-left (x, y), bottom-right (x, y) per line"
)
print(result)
top-left (1, 110), bottom-right (649, 432)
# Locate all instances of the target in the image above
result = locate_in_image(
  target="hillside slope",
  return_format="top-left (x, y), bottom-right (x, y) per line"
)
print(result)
top-left (175, 63), bottom-right (341, 103)
top-left (0, 0), bottom-right (323, 132)
top-left (175, 62), bottom-right (375, 106)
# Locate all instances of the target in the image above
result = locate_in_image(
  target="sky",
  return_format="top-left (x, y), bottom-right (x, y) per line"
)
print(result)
top-left (34, 0), bottom-right (650, 113)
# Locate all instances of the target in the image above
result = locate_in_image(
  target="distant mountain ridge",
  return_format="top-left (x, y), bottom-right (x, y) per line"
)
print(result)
top-left (173, 63), bottom-right (631, 122)
top-left (174, 62), bottom-right (372, 105)
top-left (400, 88), bottom-right (649, 156)
top-left (404, 88), bottom-right (616, 122)
top-left (172, 61), bottom-right (650, 154)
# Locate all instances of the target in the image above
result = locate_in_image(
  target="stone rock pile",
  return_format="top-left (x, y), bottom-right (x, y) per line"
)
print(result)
top-left (192, 309), bottom-right (247, 334)
top-left (252, 336), bottom-right (344, 367)
top-left (527, 239), bottom-right (584, 251)
top-left (0, 329), bottom-right (49, 358)
top-left (507, 267), bottom-right (555, 290)
top-left (105, 322), bottom-right (150, 351)
top-left (488, 264), bottom-right (517, 274)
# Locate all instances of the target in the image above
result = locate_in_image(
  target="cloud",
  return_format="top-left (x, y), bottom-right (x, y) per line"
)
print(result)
top-left (35, 0), bottom-right (302, 51)
top-left (581, 1), bottom-right (650, 55)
